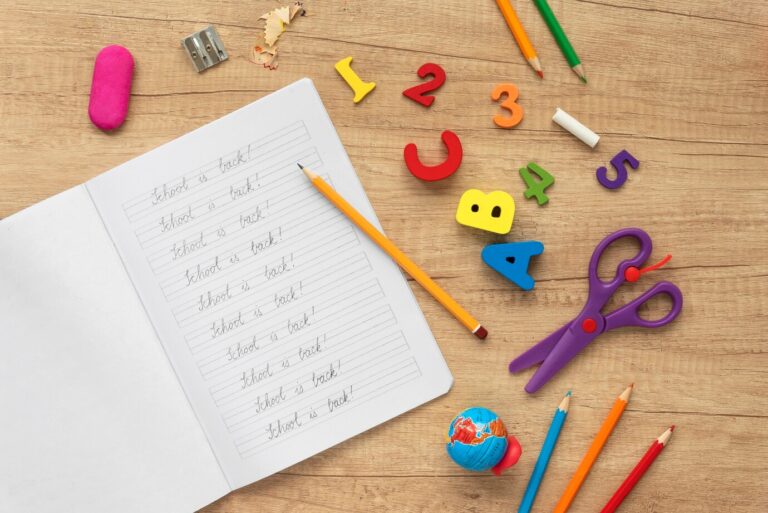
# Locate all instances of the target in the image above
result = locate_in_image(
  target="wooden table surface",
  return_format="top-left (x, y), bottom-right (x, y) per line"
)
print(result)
top-left (1, 1), bottom-right (766, 511)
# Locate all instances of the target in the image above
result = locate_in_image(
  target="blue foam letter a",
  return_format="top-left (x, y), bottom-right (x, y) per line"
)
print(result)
top-left (481, 241), bottom-right (544, 291)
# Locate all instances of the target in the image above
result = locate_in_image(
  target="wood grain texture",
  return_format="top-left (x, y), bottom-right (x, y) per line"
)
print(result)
top-left (1, 1), bottom-right (766, 511)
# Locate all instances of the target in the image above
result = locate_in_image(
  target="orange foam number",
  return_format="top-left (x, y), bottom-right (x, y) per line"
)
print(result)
top-left (403, 130), bottom-right (463, 182)
top-left (402, 62), bottom-right (446, 107)
top-left (491, 83), bottom-right (524, 128)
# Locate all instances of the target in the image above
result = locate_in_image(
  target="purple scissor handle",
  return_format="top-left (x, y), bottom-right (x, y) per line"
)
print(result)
top-left (509, 228), bottom-right (683, 393)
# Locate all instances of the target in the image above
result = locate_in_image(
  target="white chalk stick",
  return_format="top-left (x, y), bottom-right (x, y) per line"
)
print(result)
top-left (552, 107), bottom-right (600, 148)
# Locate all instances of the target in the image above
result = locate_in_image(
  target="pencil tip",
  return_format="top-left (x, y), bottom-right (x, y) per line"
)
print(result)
top-left (670, 425), bottom-right (676, 431)
top-left (537, 70), bottom-right (544, 79)
top-left (297, 163), bottom-right (304, 170)
top-left (566, 390), bottom-right (572, 397)
top-left (579, 76), bottom-right (587, 84)
top-left (619, 383), bottom-right (634, 402)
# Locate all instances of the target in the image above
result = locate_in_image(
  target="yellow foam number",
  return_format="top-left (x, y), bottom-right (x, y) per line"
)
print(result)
top-left (455, 189), bottom-right (515, 234)
top-left (334, 56), bottom-right (376, 103)
top-left (491, 83), bottom-right (524, 128)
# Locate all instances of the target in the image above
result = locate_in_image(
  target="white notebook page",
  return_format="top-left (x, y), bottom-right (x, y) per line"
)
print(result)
top-left (0, 186), bottom-right (229, 513)
top-left (88, 79), bottom-right (453, 487)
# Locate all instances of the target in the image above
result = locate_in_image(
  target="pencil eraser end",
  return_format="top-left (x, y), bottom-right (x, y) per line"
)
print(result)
top-left (89, 45), bottom-right (134, 132)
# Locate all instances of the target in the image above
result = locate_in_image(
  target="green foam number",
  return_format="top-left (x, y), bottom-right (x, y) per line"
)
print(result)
top-left (519, 162), bottom-right (554, 205)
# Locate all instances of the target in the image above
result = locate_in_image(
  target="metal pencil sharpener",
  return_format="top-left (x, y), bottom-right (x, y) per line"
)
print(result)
top-left (181, 25), bottom-right (228, 72)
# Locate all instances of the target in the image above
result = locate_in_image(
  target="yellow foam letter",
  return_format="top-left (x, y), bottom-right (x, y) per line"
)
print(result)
top-left (455, 189), bottom-right (515, 235)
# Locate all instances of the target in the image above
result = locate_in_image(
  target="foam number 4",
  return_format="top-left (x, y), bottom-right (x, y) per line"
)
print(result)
top-left (402, 63), bottom-right (446, 107)
top-left (519, 162), bottom-right (555, 205)
top-left (491, 83), bottom-right (524, 128)
top-left (334, 56), bottom-right (376, 103)
top-left (596, 149), bottom-right (640, 189)
top-left (403, 130), bottom-right (463, 181)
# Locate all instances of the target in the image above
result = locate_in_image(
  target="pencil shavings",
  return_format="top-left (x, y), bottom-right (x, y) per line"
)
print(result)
top-left (263, 7), bottom-right (289, 46)
top-left (251, 34), bottom-right (279, 70)
top-left (249, 2), bottom-right (306, 70)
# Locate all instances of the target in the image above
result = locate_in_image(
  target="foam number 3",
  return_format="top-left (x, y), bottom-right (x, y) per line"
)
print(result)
top-left (491, 83), bottom-right (524, 128)
top-left (403, 130), bottom-right (463, 182)
top-left (596, 149), bottom-right (640, 189)
top-left (402, 63), bottom-right (446, 107)
top-left (519, 162), bottom-right (555, 205)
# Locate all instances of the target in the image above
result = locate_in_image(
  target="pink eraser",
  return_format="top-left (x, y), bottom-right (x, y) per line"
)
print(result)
top-left (88, 45), bottom-right (134, 131)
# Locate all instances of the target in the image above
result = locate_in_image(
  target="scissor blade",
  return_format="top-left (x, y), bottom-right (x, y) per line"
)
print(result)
top-left (508, 324), bottom-right (570, 373)
top-left (525, 328), bottom-right (593, 394)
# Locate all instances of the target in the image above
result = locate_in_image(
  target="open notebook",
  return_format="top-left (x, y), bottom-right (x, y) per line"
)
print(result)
top-left (0, 79), bottom-right (452, 513)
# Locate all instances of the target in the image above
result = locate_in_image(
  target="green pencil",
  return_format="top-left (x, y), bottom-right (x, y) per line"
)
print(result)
top-left (533, 0), bottom-right (587, 83)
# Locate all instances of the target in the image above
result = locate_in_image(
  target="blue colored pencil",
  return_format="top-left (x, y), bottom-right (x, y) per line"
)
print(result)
top-left (518, 391), bottom-right (571, 513)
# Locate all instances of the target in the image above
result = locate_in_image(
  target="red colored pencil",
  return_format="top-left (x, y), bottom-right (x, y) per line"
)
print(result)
top-left (599, 426), bottom-right (675, 513)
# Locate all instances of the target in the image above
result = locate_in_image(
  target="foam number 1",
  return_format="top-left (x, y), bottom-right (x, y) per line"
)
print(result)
top-left (402, 63), bottom-right (446, 107)
top-left (334, 56), bottom-right (376, 103)
top-left (519, 162), bottom-right (554, 205)
top-left (596, 149), bottom-right (639, 189)
top-left (491, 83), bottom-right (524, 128)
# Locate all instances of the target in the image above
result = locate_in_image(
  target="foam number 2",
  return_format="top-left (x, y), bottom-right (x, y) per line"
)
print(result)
top-left (403, 130), bottom-right (463, 182)
top-left (402, 63), bottom-right (446, 107)
top-left (519, 162), bottom-right (555, 205)
top-left (596, 149), bottom-right (639, 189)
top-left (491, 83), bottom-right (524, 128)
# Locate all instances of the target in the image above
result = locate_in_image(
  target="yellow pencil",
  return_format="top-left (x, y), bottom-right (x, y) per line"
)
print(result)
top-left (495, 0), bottom-right (544, 78)
top-left (553, 384), bottom-right (634, 513)
top-left (299, 164), bottom-right (488, 340)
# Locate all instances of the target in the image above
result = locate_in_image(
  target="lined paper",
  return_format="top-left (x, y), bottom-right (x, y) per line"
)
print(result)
top-left (88, 79), bottom-right (452, 487)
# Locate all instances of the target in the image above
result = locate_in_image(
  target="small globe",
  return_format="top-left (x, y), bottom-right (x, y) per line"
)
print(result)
top-left (446, 407), bottom-right (509, 472)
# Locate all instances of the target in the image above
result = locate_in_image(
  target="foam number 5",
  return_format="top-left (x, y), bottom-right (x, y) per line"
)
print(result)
top-left (402, 63), bottom-right (446, 107)
top-left (596, 149), bottom-right (640, 189)
top-left (491, 83), bottom-right (524, 128)
top-left (403, 130), bottom-right (463, 182)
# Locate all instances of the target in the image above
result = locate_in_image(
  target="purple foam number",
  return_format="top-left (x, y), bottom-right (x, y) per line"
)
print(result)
top-left (596, 150), bottom-right (639, 189)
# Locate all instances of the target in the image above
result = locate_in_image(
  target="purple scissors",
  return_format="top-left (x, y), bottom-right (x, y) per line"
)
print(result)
top-left (509, 227), bottom-right (683, 393)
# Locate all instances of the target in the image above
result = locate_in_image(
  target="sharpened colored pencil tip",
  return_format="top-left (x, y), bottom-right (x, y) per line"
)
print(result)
top-left (579, 76), bottom-right (587, 84)
top-left (537, 70), bottom-right (544, 79)
top-left (566, 390), bottom-right (572, 397)
top-left (670, 425), bottom-right (676, 431)
top-left (297, 163), bottom-right (304, 170)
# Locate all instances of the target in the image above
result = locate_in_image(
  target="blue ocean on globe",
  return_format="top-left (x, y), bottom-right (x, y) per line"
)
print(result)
top-left (446, 407), bottom-right (509, 472)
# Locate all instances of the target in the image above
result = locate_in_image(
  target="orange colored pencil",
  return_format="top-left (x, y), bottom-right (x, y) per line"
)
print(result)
top-left (494, 0), bottom-right (544, 78)
top-left (299, 164), bottom-right (488, 340)
top-left (553, 384), bottom-right (634, 513)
